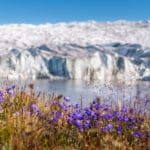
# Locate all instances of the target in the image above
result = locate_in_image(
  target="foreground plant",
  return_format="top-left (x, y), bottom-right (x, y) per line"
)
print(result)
top-left (0, 85), bottom-right (149, 150)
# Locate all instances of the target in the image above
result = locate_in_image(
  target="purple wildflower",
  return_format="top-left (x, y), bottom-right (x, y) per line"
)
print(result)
top-left (64, 96), bottom-right (71, 102)
top-left (6, 88), bottom-right (14, 96)
top-left (121, 106), bottom-right (128, 113)
top-left (60, 103), bottom-right (69, 111)
top-left (129, 117), bottom-right (136, 124)
top-left (84, 122), bottom-right (92, 129)
top-left (56, 111), bottom-right (62, 119)
top-left (146, 133), bottom-right (150, 138)
top-left (95, 104), bottom-right (101, 110)
top-left (101, 113), bottom-right (113, 120)
top-left (50, 111), bottom-right (55, 115)
top-left (129, 123), bottom-right (135, 128)
top-left (117, 125), bottom-right (122, 134)
top-left (74, 120), bottom-right (82, 128)
top-left (139, 118), bottom-right (144, 122)
top-left (16, 112), bottom-right (20, 116)
top-left (73, 111), bottom-right (84, 120)
top-left (67, 117), bottom-right (73, 124)
top-left (84, 107), bottom-right (93, 116)
top-left (0, 91), bottom-right (4, 102)
top-left (107, 123), bottom-right (113, 130)
top-left (145, 98), bottom-right (150, 105)
top-left (80, 128), bottom-right (84, 132)
top-left (31, 103), bottom-right (39, 114)
top-left (12, 85), bottom-right (16, 89)
top-left (93, 114), bottom-right (98, 120)
top-left (116, 114), bottom-right (123, 121)
top-left (95, 122), bottom-right (100, 127)
top-left (104, 105), bottom-right (110, 111)
top-left (133, 131), bottom-right (143, 137)
top-left (45, 102), bottom-right (49, 107)
top-left (123, 116), bottom-right (129, 122)
top-left (92, 100), bottom-right (96, 104)
top-left (52, 100), bottom-right (58, 104)
top-left (73, 104), bottom-right (80, 109)
top-left (102, 123), bottom-right (113, 132)
top-left (84, 120), bottom-right (92, 129)
top-left (113, 110), bottom-right (119, 116)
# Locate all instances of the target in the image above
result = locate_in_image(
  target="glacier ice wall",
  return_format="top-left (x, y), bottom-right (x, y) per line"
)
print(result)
top-left (0, 21), bottom-right (149, 81)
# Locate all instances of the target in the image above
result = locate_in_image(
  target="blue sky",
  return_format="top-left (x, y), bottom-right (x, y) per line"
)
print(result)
top-left (0, 0), bottom-right (150, 24)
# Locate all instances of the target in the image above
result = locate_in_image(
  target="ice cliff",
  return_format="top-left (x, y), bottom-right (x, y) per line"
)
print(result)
top-left (0, 21), bottom-right (149, 81)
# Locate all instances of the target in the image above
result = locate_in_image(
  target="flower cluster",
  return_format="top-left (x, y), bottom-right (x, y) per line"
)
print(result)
top-left (0, 86), bottom-right (149, 149)
top-left (0, 85), bottom-right (15, 103)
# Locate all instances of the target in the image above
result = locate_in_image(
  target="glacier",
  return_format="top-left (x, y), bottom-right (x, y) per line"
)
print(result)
top-left (0, 21), bottom-right (149, 81)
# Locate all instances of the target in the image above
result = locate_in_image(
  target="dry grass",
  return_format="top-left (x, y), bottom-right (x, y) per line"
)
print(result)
top-left (0, 85), bottom-right (149, 150)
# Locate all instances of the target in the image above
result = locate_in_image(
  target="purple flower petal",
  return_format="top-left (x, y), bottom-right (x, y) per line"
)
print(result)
top-left (45, 102), bottom-right (49, 107)
top-left (133, 131), bottom-right (143, 137)
top-left (64, 96), bottom-right (71, 102)
top-left (6, 88), bottom-right (14, 96)
top-left (145, 98), bottom-right (150, 105)
top-left (117, 125), bottom-right (122, 134)
top-left (16, 112), bottom-right (20, 116)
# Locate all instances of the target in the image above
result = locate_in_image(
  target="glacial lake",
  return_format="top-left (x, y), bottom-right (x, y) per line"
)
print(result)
top-left (2, 79), bottom-right (149, 108)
